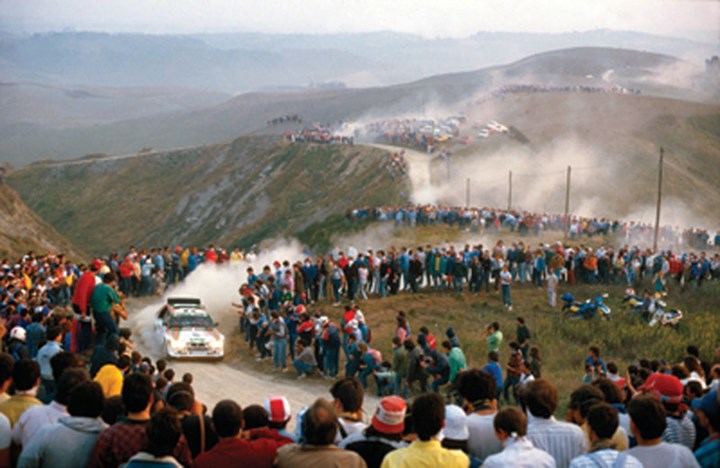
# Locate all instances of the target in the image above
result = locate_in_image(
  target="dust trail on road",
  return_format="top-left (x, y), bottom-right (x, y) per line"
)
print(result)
top-left (126, 262), bottom-right (378, 431)
top-left (372, 144), bottom-right (436, 204)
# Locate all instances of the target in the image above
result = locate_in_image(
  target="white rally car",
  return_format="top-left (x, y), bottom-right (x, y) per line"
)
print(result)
top-left (155, 297), bottom-right (224, 359)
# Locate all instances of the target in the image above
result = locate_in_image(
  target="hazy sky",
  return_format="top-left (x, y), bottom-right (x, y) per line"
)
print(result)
top-left (2, 0), bottom-right (718, 41)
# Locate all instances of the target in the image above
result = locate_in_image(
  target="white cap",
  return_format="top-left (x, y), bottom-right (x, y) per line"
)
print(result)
top-left (441, 404), bottom-right (469, 441)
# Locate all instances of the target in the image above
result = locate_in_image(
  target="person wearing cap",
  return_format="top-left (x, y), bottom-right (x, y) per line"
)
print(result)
top-left (441, 404), bottom-right (481, 467)
top-left (568, 403), bottom-right (641, 468)
top-left (482, 407), bottom-right (556, 468)
top-left (637, 373), bottom-right (696, 449)
top-left (692, 390), bottom-right (720, 468)
top-left (342, 396), bottom-right (408, 468)
top-left (90, 272), bottom-right (124, 347)
top-left (265, 396), bottom-right (296, 442)
top-left (625, 396), bottom-right (699, 468)
top-left (381, 393), bottom-right (469, 468)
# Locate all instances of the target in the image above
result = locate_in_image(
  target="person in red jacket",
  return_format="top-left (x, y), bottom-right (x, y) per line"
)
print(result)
top-left (70, 259), bottom-right (102, 352)
top-left (194, 400), bottom-right (292, 468)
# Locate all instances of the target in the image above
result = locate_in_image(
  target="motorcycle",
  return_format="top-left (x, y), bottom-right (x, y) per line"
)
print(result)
top-left (647, 293), bottom-right (683, 328)
top-left (621, 288), bottom-right (645, 314)
top-left (562, 293), bottom-right (611, 320)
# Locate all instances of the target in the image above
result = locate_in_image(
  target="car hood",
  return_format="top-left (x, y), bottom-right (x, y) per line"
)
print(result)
top-left (166, 327), bottom-right (223, 342)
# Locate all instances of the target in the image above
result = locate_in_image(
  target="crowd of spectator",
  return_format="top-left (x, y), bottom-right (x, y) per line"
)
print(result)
top-left (267, 115), bottom-right (303, 126)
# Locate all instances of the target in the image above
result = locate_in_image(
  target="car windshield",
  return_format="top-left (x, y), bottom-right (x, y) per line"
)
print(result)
top-left (167, 313), bottom-right (214, 328)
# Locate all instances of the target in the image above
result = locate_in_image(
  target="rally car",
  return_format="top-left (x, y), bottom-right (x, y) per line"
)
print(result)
top-left (155, 297), bottom-right (224, 359)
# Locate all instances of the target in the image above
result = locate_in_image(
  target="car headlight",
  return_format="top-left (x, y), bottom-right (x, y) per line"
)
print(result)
top-left (210, 337), bottom-right (224, 349)
top-left (168, 337), bottom-right (187, 351)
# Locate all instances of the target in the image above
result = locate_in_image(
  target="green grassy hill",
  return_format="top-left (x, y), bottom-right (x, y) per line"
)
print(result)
top-left (7, 137), bottom-right (409, 255)
top-left (0, 184), bottom-right (84, 260)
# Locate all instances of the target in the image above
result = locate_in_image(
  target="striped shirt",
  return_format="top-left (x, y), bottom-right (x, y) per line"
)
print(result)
top-left (569, 449), bottom-right (643, 468)
top-left (662, 414), bottom-right (696, 450)
top-left (527, 414), bottom-right (588, 468)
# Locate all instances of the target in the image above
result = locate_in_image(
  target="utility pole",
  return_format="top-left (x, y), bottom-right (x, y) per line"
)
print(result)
top-left (564, 166), bottom-right (571, 240)
top-left (653, 147), bottom-right (664, 252)
top-left (466, 178), bottom-right (470, 207)
top-left (508, 170), bottom-right (512, 211)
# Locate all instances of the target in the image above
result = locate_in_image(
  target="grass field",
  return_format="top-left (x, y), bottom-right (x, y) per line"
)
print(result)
top-left (228, 256), bottom-right (720, 415)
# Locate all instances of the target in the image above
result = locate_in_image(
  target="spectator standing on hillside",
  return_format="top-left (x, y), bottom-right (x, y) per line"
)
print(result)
top-left (0, 359), bottom-right (41, 427)
top-left (71, 259), bottom-right (101, 352)
top-left (483, 322), bottom-right (503, 356)
top-left (547, 271), bottom-right (558, 308)
top-left (90, 272), bottom-right (125, 347)
top-left (500, 264), bottom-right (513, 311)
top-left (515, 318), bottom-right (531, 361)
top-left (36, 326), bottom-right (64, 397)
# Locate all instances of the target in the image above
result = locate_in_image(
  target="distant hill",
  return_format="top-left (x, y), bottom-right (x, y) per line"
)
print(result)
top-left (1, 29), bottom-right (713, 93)
top-left (0, 183), bottom-right (83, 260)
top-left (2, 47), bottom-right (711, 166)
top-left (7, 137), bottom-right (409, 254)
top-left (0, 81), bottom-right (231, 128)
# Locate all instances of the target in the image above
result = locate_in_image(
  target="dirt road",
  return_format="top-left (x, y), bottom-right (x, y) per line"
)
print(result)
top-left (126, 283), bottom-right (378, 431)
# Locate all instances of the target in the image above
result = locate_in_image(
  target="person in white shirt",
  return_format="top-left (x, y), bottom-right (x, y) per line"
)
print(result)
top-left (569, 403), bottom-right (641, 468)
top-left (523, 379), bottom-right (587, 468)
top-left (626, 396), bottom-right (700, 468)
top-left (458, 368), bottom-right (502, 462)
top-left (482, 407), bottom-right (556, 467)
top-left (12, 368), bottom-right (88, 448)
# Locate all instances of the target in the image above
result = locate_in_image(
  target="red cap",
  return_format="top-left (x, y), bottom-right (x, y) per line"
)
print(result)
top-left (90, 259), bottom-right (103, 271)
top-left (371, 396), bottom-right (406, 434)
top-left (264, 396), bottom-right (291, 423)
top-left (638, 373), bottom-right (683, 404)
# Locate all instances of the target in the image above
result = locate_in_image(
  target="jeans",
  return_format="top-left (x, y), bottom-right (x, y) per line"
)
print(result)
top-left (432, 375), bottom-right (450, 392)
top-left (501, 284), bottom-right (512, 306)
top-left (393, 373), bottom-right (409, 398)
top-left (293, 360), bottom-right (315, 376)
top-left (93, 310), bottom-right (119, 347)
top-left (324, 347), bottom-right (339, 377)
top-left (518, 263), bottom-right (527, 284)
top-left (331, 279), bottom-right (342, 303)
top-left (273, 339), bottom-right (287, 369)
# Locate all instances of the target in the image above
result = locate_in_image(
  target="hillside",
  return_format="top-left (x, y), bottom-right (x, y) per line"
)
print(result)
top-left (428, 92), bottom-right (720, 225)
top-left (1, 47), bottom-right (712, 165)
top-left (7, 137), bottom-right (409, 254)
top-left (0, 183), bottom-right (83, 260)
